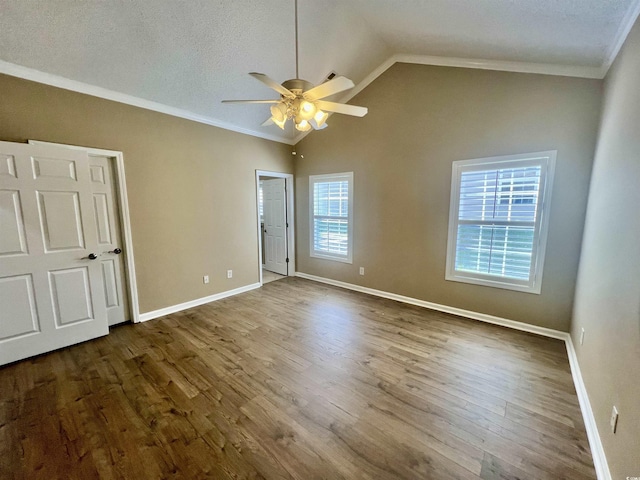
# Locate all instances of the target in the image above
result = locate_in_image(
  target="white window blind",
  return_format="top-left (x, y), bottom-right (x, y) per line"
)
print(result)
top-left (309, 172), bottom-right (353, 263)
top-left (446, 152), bottom-right (555, 293)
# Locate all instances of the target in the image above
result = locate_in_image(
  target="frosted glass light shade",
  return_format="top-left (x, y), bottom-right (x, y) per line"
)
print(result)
top-left (311, 110), bottom-right (328, 129)
top-left (298, 100), bottom-right (316, 120)
top-left (295, 119), bottom-right (311, 132)
top-left (270, 103), bottom-right (288, 129)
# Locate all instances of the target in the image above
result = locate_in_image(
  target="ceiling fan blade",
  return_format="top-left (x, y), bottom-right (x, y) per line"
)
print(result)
top-left (222, 99), bottom-right (280, 104)
top-left (315, 101), bottom-right (368, 117)
top-left (261, 117), bottom-right (274, 127)
top-left (303, 76), bottom-right (355, 101)
top-left (249, 72), bottom-right (295, 98)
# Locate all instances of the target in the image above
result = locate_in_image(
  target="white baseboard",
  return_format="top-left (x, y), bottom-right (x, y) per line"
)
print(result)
top-left (565, 337), bottom-right (611, 480)
top-left (138, 282), bottom-right (261, 322)
top-left (295, 271), bottom-right (610, 480)
top-left (295, 272), bottom-right (566, 339)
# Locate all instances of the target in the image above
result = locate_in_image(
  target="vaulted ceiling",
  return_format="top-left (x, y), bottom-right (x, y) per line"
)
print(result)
top-left (1, 0), bottom-right (639, 144)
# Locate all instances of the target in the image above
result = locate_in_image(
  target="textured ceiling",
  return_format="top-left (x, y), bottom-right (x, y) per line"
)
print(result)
top-left (349, 0), bottom-right (635, 66)
top-left (0, 0), bottom-right (638, 144)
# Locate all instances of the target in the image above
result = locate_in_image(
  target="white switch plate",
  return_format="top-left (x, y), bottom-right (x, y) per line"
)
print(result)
top-left (610, 406), bottom-right (619, 433)
top-left (359, 267), bottom-right (365, 275)
top-left (203, 275), bottom-right (209, 284)
top-left (227, 270), bottom-right (233, 279)
top-left (580, 328), bottom-right (585, 345)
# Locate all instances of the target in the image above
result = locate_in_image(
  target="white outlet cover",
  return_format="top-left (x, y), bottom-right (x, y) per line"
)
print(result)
top-left (203, 275), bottom-right (209, 284)
top-left (580, 328), bottom-right (585, 345)
top-left (227, 270), bottom-right (233, 278)
top-left (359, 267), bottom-right (365, 275)
top-left (610, 406), bottom-right (619, 433)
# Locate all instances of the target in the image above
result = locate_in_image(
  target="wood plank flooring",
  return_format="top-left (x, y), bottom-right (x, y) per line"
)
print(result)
top-left (0, 277), bottom-right (596, 479)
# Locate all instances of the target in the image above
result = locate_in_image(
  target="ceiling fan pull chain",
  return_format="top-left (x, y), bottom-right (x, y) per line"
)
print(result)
top-left (295, 0), bottom-right (299, 79)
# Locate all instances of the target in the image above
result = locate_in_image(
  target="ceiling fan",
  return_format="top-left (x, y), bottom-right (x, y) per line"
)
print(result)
top-left (222, 0), bottom-right (367, 132)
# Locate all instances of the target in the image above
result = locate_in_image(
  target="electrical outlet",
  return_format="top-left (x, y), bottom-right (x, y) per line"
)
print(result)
top-left (203, 275), bottom-right (209, 284)
top-left (359, 267), bottom-right (365, 275)
top-left (610, 406), bottom-right (619, 434)
top-left (580, 328), bottom-right (585, 345)
top-left (227, 270), bottom-right (233, 279)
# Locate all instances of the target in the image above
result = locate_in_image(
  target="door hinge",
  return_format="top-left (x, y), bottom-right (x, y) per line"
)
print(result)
top-left (286, 222), bottom-right (289, 228)
top-left (286, 258), bottom-right (289, 263)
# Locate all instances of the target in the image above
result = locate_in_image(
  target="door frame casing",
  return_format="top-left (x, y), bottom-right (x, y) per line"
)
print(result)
top-left (29, 140), bottom-right (141, 323)
top-left (256, 170), bottom-right (295, 285)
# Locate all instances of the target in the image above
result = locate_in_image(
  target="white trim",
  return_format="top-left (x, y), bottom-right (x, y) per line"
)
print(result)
top-left (292, 53), bottom-right (604, 143)
top-left (295, 271), bottom-right (611, 480)
top-left (2, 60), bottom-right (295, 146)
top-left (256, 170), bottom-right (296, 285)
top-left (445, 151), bottom-right (556, 295)
top-left (331, 56), bottom-right (398, 111)
top-left (601, 0), bottom-right (640, 75)
top-left (309, 172), bottom-right (354, 264)
top-left (0, 53), bottom-right (605, 148)
top-left (139, 282), bottom-right (260, 322)
top-left (565, 337), bottom-right (611, 480)
top-left (295, 272), bottom-right (565, 339)
top-left (395, 54), bottom-right (604, 79)
top-left (28, 140), bottom-right (141, 324)
top-left (292, 56), bottom-right (396, 144)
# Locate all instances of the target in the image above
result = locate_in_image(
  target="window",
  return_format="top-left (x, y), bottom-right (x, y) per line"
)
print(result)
top-left (446, 151), bottom-right (555, 293)
top-left (309, 172), bottom-right (353, 263)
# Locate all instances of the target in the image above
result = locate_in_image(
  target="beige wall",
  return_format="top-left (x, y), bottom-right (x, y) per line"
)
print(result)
top-left (295, 63), bottom-right (602, 331)
top-left (0, 74), bottom-right (293, 314)
top-left (571, 18), bottom-right (640, 478)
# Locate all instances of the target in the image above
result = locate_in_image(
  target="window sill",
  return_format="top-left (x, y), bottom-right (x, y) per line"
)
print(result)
top-left (310, 252), bottom-right (353, 264)
top-left (445, 272), bottom-right (541, 294)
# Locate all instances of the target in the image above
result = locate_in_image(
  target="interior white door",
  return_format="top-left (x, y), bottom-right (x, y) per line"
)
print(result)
top-left (89, 155), bottom-right (129, 326)
top-left (0, 141), bottom-right (108, 366)
top-left (263, 178), bottom-right (287, 276)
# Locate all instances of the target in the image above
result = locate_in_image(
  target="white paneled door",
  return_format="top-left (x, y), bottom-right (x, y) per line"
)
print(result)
top-left (88, 155), bottom-right (129, 326)
top-left (263, 178), bottom-right (288, 276)
top-left (0, 141), bottom-right (108, 366)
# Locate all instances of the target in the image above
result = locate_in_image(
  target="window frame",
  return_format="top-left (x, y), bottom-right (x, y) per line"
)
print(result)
top-left (445, 151), bottom-right (556, 294)
top-left (309, 172), bottom-right (354, 264)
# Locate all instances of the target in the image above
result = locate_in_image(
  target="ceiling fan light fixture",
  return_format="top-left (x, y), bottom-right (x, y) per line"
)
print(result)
top-left (273, 116), bottom-right (287, 130)
top-left (298, 100), bottom-right (316, 120)
top-left (295, 119), bottom-right (312, 132)
top-left (222, 0), bottom-right (367, 134)
top-left (270, 103), bottom-right (286, 122)
top-left (312, 109), bottom-right (328, 128)
top-left (270, 104), bottom-right (287, 129)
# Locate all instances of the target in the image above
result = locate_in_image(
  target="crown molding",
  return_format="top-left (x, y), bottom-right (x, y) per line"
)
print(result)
top-left (292, 55), bottom-right (397, 144)
top-left (0, 40), bottom-right (618, 148)
top-left (601, 0), bottom-right (640, 75)
top-left (293, 52), bottom-right (603, 144)
top-left (0, 60), bottom-right (296, 145)
top-left (394, 54), bottom-right (604, 79)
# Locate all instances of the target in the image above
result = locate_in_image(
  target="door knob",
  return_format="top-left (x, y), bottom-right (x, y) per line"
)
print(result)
top-left (87, 253), bottom-right (98, 260)
top-left (108, 248), bottom-right (122, 255)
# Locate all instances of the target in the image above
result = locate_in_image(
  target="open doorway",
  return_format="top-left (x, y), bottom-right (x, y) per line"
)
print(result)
top-left (256, 171), bottom-right (295, 285)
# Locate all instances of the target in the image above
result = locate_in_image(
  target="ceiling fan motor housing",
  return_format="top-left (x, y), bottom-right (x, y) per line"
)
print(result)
top-left (281, 78), bottom-right (314, 94)
top-left (279, 79), bottom-right (316, 120)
